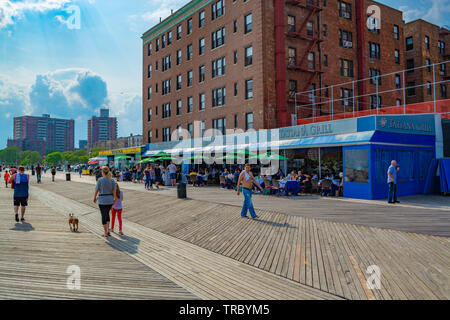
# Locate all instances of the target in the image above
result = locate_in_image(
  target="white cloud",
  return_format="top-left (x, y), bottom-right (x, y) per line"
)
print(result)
top-left (0, 0), bottom-right (76, 29)
top-left (400, 0), bottom-right (450, 26)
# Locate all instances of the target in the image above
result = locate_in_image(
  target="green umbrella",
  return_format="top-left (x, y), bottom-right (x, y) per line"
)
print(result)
top-left (154, 156), bottom-right (173, 161)
top-left (115, 155), bottom-right (132, 160)
top-left (234, 149), bottom-right (256, 156)
top-left (139, 158), bottom-right (155, 164)
top-left (151, 152), bottom-right (171, 158)
top-left (216, 154), bottom-right (244, 161)
top-left (250, 153), bottom-right (289, 161)
top-left (187, 155), bottom-right (206, 160)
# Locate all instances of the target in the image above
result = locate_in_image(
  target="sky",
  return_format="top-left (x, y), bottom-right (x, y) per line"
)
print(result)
top-left (0, 0), bottom-right (449, 149)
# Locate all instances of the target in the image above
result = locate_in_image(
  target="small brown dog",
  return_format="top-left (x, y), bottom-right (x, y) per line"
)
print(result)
top-left (69, 214), bottom-right (79, 232)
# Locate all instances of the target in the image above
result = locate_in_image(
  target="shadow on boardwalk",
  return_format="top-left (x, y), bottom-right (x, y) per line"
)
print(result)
top-left (255, 218), bottom-right (297, 229)
top-left (10, 222), bottom-right (35, 232)
top-left (106, 233), bottom-right (140, 254)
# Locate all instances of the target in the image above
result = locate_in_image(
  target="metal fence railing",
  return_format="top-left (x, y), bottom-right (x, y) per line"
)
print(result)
top-left (294, 60), bottom-right (450, 125)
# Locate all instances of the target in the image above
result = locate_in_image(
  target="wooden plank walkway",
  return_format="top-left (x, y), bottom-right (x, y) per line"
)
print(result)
top-left (0, 188), bottom-right (197, 300)
top-left (31, 186), bottom-right (339, 300)
top-left (35, 180), bottom-right (450, 300)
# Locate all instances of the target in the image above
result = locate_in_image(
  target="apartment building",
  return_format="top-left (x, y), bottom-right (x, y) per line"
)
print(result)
top-left (8, 114), bottom-right (75, 154)
top-left (141, 0), bottom-right (433, 144)
top-left (404, 19), bottom-right (449, 104)
top-left (87, 109), bottom-right (118, 149)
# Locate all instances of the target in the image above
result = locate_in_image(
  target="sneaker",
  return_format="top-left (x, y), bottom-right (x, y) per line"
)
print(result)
top-left (252, 215), bottom-right (260, 220)
top-left (119, 231), bottom-right (124, 235)
top-left (241, 216), bottom-right (249, 219)
top-left (388, 201), bottom-right (394, 204)
top-left (15, 213), bottom-right (19, 222)
top-left (21, 218), bottom-right (25, 223)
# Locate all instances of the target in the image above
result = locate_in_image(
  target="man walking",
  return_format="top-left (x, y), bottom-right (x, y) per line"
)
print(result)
top-left (387, 160), bottom-right (400, 204)
top-left (36, 164), bottom-right (42, 184)
top-left (9, 166), bottom-right (30, 222)
top-left (236, 164), bottom-right (263, 219)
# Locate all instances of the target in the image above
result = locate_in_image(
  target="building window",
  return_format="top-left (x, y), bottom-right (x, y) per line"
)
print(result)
top-left (148, 43), bottom-right (152, 56)
top-left (438, 41), bottom-right (445, 55)
top-left (288, 47), bottom-right (297, 66)
top-left (212, 0), bottom-right (225, 20)
top-left (156, 38), bottom-right (159, 51)
top-left (289, 80), bottom-right (297, 99)
top-left (188, 123), bottom-right (193, 138)
top-left (148, 130), bottom-right (152, 143)
top-left (396, 99), bottom-right (402, 106)
top-left (340, 88), bottom-right (353, 107)
top-left (369, 42), bottom-right (380, 59)
top-left (212, 57), bottom-right (226, 78)
top-left (147, 86), bottom-right (152, 100)
top-left (395, 74), bottom-right (401, 89)
top-left (244, 46), bottom-right (253, 66)
top-left (323, 24), bottom-right (327, 37)
top-left (167, 31), bottom-right (172, 45)
top-left (162, 79), bottom-right (171, 95)
top-left (212, 27), bottom-right (226, 49)
top-left (427, 82), bottom-right (432, 95)
top-left (162, 103), bottom-right (171, 118)
top-left (187, 44), bottom-right (193, 60)
top-left (187, 96), bottom-right (193, 113)
top-left (199, 38), bottom-right (205, 55)
top-left (200, 121), bottom-right (205, 137)
top-left (439, 63), bottom-right (446, 76)
top-left (369, 69), bottom-right (381, 85)
top-left (199, 65), bottom-right (205, 83)
top-left (245, 79), bottom-right (253, 99)
top-left (234, 82), bottom-right (238, 96)
top-left (338, 1), bottom-right (352, 20)
top-left (324, 85), bottom-right (329, 97)
top-left (306, 21), bottom-right (313, 36)
top-left (426, 58), bottom-right (431, 72)
top-left (162, 127), bottom-right (171, 142)
top-left (212, 87), bottom-right (226, 107)
top-left (441, 85), bottom-right (447, 98)
top-left (245, 113), bottom-right (254, 130)
top-left (425, 36), bottom-right (430, 50)
top-left (233, 19), bottom-right (238, 33)
top-left (287, 15), bottom-right (296, 33)
top-left (370, 95), bottom-right (382, 109)
top-left (147, 108), bottom-right (152, 122)
top-left (148, 64), bottom-right (152, 78)
top-left (187, 70), bottom-right (193, 87)
top-left (339, 29), bottom-right (353, 48)
top-left (234, 50), bottom-right (238, 64)
top-left (244, 13), bottom-right (252, 34)
top-left (406, 59), bottom-right (414, 73)
top-left (324, 54), bottom-right (328, 67)
top-left (177, 49), bottom-right (182, 65)
top-left (177, 25), bottom-right (182, 40)
top-left (212, 117), bottom-right (226, 135)
top-left (308, 52), bottom-right (315, 69)
top-left (234, 114), bottom-right (238, 128)
top-left (187, 18), bottom-right (193, 35)
top-left (176, 100), bottom-right (182, 115)
top-left (395, 49), bottom-right (400, 64)
top-left (199, 10), bottom-right (205, 28)
top-left (406, 36), bottom-right (413, 51)
top-left (161, 34), bottom-right (166, 48)
top-left (162, 55), bottom-right (171, 71)
top-left (394, 25), bottom-right (399, 40)
top-left (176, 74), bottom-right (182, 90)
top-left (407, 81), bottom-right (415, 96)
top-left (199, 93), bottom-right (206, 110)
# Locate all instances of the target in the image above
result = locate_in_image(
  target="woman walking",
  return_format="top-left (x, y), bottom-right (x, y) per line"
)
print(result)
top-left (111, 183), bottom-right (124, 235)
top-left (93, 166), bottom-right (117, 237)
top-left (144, 165), bottom-right (151, 190)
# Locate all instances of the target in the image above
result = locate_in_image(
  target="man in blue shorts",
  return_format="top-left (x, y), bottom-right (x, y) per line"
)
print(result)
top-left (9, 166), bottom-right (30, 222)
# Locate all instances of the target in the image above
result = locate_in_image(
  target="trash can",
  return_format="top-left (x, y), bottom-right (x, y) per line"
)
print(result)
top-left (66, 173), bottom-right (71, 181)
top-left (177, 183), bottom-right (187, 199)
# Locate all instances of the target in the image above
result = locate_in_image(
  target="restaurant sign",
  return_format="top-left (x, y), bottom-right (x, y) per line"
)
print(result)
top-left (279, 118), bottom-right (357, 140)
top-left (99, 147), bottom-right (142, 156)
top-left (376, 115), bottom-right (435, 136)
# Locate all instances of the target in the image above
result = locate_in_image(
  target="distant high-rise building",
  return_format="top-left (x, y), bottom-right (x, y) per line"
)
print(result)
top-left (87, 108), bottom-right (118, 149)
top-left (79, 140), bottom-right (88, 150)
top-left (8, 114), bottom-right (74, 154)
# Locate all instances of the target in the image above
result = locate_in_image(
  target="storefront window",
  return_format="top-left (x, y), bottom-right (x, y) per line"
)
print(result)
top-left (345, 149), bottom-right (369, 183)
top-left (320, 147), bottom-right (343, 177)
top-left (285, 148), bottom-right (318, 175)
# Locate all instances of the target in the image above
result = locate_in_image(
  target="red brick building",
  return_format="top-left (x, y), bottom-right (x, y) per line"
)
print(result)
top-left (8, 114), bottom-right (74, 154)
top-left (141, 0), bottom-right (436, 144)
top-left (404, 19), bottom-right (449, 104)
top-left (87, 109), bottom-right (118, 149)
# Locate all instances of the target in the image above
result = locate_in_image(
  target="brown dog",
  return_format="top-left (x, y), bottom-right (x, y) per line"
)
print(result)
top-left (69, 214), bottom-right (79, 232)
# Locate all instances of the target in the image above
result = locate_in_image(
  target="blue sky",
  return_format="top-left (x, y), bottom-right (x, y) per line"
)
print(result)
top-left (0, 0), bottom-right (448, 149)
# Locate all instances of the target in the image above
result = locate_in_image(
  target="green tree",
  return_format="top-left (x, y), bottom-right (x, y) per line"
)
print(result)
top-left (46, 152), bottom-right (63, 166)
top-left (0, 146), bottom-right (21, 165)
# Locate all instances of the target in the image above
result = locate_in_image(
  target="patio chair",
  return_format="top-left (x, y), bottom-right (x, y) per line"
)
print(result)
top-left (311, 179), bottom-right (320, 194)
top-left (219, 175), bottom-right (226, 188)
top-left (320, 179), bottom-right (333, 196)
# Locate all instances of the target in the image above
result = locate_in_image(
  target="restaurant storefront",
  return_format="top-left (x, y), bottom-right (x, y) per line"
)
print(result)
top-left (143, 114), bottom-right (442, 200)
top-left (99, 147), bottom-right (144, 170)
